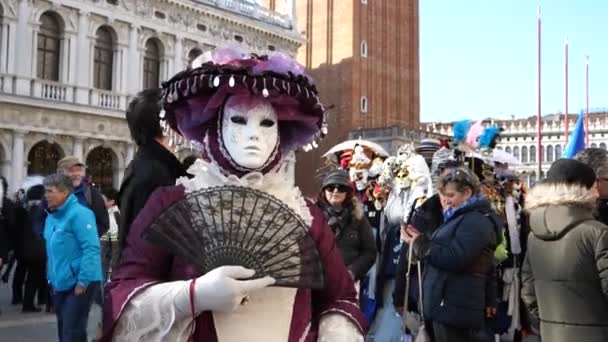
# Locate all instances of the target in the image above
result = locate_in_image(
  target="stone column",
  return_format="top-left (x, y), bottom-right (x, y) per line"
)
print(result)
top-left (2, 160), bottom-right (11, 185)
top-left (127, 24), bottom-right (140, 93)
top-left (11, 130), bottom-right (26, 192)
top-left (5, 19), bottom-right (17, 76)
top-left (14, 0), bottom-right (33, 94)
top-left (73, 137), bottom-right (84, 162)
top-left (126, 144), bottom-right (135, 164)
top-left (75, 11), bottom-right (91, 104)
top-left (287, 0), bottom-right (296, 29)
top-left (62, 32), bottom-right (78, 84)
top-left (0, 21), bottom-right (9, 73)
top-left (173, 36), bottom-right (183, 74)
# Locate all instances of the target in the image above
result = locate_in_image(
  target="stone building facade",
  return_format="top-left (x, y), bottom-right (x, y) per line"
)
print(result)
top-left (0, 0), bottom-right (300, 194)
top-left (422, 112), bottom-right (608, 184)
top-left (292, 0), bottom-right (421, 195)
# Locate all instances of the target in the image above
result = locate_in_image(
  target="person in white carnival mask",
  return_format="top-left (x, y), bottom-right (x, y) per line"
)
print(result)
top-left (100, 48), bottom-right (368, 342)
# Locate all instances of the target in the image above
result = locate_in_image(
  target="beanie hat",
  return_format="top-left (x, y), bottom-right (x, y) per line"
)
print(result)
top-left (545, 159), bottom-right (596, 189)
top-left (322, 169), bottom-right (352, 189)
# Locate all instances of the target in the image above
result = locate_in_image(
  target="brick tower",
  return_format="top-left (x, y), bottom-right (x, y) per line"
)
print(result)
top-left (293, 0), bottom-right (421, 195)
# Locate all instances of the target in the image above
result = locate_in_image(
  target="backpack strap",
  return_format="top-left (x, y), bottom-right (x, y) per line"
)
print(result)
top-left (85, 186), bottom-right (93, 208)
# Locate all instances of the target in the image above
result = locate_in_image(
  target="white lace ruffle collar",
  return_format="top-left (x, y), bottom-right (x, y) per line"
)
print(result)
top-left (176, 159), bottom-right (313, 226)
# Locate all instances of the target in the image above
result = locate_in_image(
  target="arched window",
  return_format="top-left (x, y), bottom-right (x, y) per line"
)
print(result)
top-left (187, 48), bottom-right (203, 66)
top-left (94, 26), bottom-right (114, 90)
top-left (27, 141), bottom-right (63, 175)
top-left (555, 145), bottom-right (562, 159)
top-left (513, 146), bottom-right (520, 160)
top-left (496, 146), bottom-right (503, 151)
top-left (360, 40), bottom-right (368, 58)
top-left (600, 143), bottom-right (606, 150)
top-left (546, 145), bottom-right (554, 162)
top-left (530, 145), bottom-right (536, 163)
top-left (505, 146), bottom-right (511, 154)
top-left (591, 143), bottom-right (598, 148)
top-left (86, 147), bottom-right (116, 195)
top-left (37, 12), bottom-right (61, 81)
top-left (521, 146), bottom-right (528, 163)
top-left (360, 96), bottom-right (368, 113)
top-left (143, 39), bottom-right (161, 89)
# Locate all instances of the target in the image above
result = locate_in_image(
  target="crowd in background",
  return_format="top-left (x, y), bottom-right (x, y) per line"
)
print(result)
top-left (0, 87), bottom-right (606, 342)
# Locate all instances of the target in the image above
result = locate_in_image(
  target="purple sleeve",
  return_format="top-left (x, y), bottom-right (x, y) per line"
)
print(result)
top-left (307, 201), bottom-right (369, 334)
top-left (100, 186), bottom-right (186, 342)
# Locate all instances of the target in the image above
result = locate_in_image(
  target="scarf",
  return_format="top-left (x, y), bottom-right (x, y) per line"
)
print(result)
top-left (320, 203), bottom-right (352, 238)
top-left (442, 194), bottom-right (483, 222)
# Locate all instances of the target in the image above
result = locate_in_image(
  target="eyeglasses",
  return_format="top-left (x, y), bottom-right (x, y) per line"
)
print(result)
top-left (324, 185), bottom-right (351, 193)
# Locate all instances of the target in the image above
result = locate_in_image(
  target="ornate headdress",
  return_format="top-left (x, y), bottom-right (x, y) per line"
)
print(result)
top-left (160, 48), bottom-right (328, 176)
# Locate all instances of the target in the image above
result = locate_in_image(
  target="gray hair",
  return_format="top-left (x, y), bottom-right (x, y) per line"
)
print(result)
top-left (43, 173), bottom-right (74, 194)
top-left (437, 166), bottom-right (481, 195)
top-left (575, 148), bottom-right (608, 178)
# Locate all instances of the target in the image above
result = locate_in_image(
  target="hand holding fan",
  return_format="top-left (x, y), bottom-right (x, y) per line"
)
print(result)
top-left (142, 186), bottom-right (325, 289)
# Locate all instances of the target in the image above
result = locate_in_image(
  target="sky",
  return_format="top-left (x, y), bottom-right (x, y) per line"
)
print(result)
top-left (420, 0), bottom-right (608, 123)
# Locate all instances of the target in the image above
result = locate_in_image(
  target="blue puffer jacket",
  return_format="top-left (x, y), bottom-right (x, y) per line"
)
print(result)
top-left (413, 198), bottom-right (502, 329)
top-left (44, 194), bottom-right (102, 291)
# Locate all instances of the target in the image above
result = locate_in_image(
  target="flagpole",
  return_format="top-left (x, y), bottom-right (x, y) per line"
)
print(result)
top-left (564, 34), bottom-right (569, 144)
top-left (537, 5), bottom-right (542, 178)
top-left (585, 55), bottom-right (590, 147)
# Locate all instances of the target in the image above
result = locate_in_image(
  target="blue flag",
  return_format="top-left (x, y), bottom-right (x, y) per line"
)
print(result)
top-left (562, 110), bottom-right (586, 158)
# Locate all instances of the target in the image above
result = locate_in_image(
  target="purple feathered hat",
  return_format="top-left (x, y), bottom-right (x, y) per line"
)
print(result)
top-left (161, 48), bottom-right (328, 176)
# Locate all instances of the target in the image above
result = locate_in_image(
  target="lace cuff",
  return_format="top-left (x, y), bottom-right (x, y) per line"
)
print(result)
top-left (318, 313), bottom-right (364, 342)
top-left (112, 282), bottom-right (193, 342)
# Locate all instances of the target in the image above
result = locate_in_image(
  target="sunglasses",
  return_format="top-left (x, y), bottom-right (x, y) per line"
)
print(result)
top-left (325, 185), bottom-right (351, 193)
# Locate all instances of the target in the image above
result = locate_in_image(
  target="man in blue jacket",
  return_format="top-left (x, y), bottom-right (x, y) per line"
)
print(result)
top-left (43, 173), bottom-right (102, 342)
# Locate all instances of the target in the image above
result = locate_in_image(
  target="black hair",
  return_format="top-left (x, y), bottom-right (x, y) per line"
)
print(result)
top-left (183, 155), bottom-right (198, 170)
top-left (126, 89), bottom-right (164, 146)
top-left (575, 148), bottom-right (608, 178)
top-left (104, 188), bottom-right (119, 202)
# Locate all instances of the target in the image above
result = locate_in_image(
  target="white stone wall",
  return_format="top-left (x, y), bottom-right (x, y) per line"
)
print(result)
top-left (422, 113), bottom-right (608, 184)
top-left (0, 0), bottom-right (302, 193)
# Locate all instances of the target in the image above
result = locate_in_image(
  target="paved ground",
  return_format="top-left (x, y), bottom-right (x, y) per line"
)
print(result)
top-left (0, 270), bottom-right (101, 342)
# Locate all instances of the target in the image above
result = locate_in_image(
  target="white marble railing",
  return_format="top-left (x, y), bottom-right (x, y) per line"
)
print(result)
top-left (90, 89), bottom-right (124, 110)
top-left (194, 0), bottom-right (293, 28)
top-left (0, 74), bottom-right (128, 112)
top-left (32, 79), bottom-right (73, 102)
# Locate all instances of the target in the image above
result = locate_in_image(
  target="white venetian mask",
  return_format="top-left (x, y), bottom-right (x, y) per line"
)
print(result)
top-left (349, 168), bottom-right (369, 191)
top-left (221, 100), bottom-right (279, 170)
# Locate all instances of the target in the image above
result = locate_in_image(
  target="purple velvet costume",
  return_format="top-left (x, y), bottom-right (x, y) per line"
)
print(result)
top-left (101, 185), bottom-right (368, 341)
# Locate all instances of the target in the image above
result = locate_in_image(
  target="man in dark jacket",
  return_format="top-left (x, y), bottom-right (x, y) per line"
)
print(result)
top-left (522, 159), bottom-right (608, 342)
top-left (0, 176), bottom-right (15, 270)
top-left (118, 89), bottom-right (188, 251)
top-left (58, 156), bottom-right (109, 238)
top-left (576, 148), bottom-right (608, 225)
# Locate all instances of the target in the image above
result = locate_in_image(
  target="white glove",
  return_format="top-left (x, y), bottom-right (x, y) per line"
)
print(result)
top-left (172, 265), bottom-right (275, 317)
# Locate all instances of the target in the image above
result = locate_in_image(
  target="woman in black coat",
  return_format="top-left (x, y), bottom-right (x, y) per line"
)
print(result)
top-left (316, 169), bottom-right (377, 281)
top-left (403, 167), bottom-right (503, 342)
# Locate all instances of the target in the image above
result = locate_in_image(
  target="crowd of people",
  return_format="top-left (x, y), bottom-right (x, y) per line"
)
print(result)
top-left (0, 47), bottom-right (606, 342)
top-left (0, 156), bottom-right (120, 339)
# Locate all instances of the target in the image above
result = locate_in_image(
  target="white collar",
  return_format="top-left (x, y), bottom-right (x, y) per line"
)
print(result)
top-left (176, 158), bottom-right (313, 226)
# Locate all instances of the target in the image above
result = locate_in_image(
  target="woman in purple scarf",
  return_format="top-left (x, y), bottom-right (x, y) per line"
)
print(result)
top-left (100, 48), bottom-right (367, 341)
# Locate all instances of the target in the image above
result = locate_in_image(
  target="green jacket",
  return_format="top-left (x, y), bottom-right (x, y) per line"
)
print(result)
top-left (522, 183), bottom-right (608, 342)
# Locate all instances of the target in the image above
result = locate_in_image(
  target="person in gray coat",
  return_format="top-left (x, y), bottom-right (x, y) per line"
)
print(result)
top-left (522, 158), bottom-right (608, 342)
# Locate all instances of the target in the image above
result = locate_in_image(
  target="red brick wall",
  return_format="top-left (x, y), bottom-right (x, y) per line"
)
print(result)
top-left (294, 0), bottom-right (420, 195)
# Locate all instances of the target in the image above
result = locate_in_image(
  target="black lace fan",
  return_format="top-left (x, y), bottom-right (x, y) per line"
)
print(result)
top-left (142, 185), bottom-right (325, 289)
